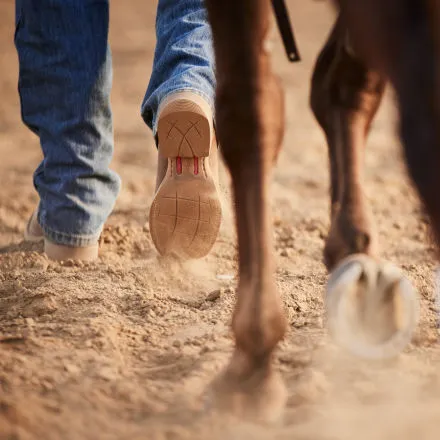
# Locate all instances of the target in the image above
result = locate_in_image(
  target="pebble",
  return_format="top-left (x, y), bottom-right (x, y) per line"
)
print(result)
top-left (216, 274), bottom-right (234, 281)
top-left (25, 318), bottom-right (35, 326)
top-left (64, 363), bottom-right (80, 375)
top-left (206, 289), bottom-right (222, 302)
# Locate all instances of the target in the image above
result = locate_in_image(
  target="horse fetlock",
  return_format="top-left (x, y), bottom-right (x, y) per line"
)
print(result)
top-left (232, 300), bottom-right (287, 360)
top-left (324, 212), bottom-right (376, 270)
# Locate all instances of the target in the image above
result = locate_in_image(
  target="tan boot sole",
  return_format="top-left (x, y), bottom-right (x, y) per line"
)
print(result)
top-left (150, 94), bottom-right (222, 259)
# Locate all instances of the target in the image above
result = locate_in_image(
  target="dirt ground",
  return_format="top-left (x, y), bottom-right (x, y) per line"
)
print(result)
top-left (1, 1), bottom-right (440, 439)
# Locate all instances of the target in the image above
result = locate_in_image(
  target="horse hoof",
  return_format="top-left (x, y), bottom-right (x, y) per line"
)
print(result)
top-left (326, 254), bottom-right (419, 359)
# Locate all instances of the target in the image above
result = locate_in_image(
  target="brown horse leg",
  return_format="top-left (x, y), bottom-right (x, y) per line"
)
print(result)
top-left (310, 17), bottom-right (386, 270)
top-left (318, 1), bottom-right (439, 353)
top-left (310, 18), bottom-right (412, 349)
top-left (338, 1), bottom-right (440, 254)
top-left (205, 0), bottom-right (287, 421)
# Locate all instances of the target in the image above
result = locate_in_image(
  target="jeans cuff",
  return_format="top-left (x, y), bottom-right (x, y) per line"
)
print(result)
top-left (38, 215), bottom-right (101, 247)
top-left (43, 227), bottom-right (101, 247)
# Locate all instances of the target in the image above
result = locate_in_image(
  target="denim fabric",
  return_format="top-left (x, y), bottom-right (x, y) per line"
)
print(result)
top-left (141, 0), bottom-right (216, 134)
top-left (15, 0), bottom-right (120, 246)
top-left (14, 0), bottom-right (215, 247)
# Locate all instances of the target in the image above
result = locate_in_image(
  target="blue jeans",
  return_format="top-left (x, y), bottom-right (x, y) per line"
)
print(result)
top-left (15, 0), bottom-right (215, 247)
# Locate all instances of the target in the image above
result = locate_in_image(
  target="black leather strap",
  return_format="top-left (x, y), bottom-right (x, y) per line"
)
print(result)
top-left (271, 0), bottom-right (301, 62)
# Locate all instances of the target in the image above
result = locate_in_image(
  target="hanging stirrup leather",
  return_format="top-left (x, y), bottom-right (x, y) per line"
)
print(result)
top-left (272, 0), bottom-right (301, 62)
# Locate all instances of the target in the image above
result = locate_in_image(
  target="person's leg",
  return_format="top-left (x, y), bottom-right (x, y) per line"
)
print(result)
top-left (142, 0), bottom-right (221, 259)
top-left (16, 0), bottom-right (120, 260)
top-left (142, 0), bottom-right (215, 133)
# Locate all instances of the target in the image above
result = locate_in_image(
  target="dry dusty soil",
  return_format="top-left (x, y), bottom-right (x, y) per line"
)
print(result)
top-left (1, 1), bottom-right (440, 439)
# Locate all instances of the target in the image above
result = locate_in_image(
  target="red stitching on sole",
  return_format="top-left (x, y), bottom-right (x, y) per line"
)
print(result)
top-left (194, 157), bottom-right (199, 175)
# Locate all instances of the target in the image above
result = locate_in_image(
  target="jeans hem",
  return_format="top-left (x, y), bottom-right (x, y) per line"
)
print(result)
top-left (39, 220), bottom-right (102, 247)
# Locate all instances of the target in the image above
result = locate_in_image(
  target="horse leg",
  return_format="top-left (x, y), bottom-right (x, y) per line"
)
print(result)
top-left (337, 0), bottom-right (440, 252)
top-left (205, 0), bottom-right (287, 421)
top-left (310, 16), bottom-right (386, 271)
top-left (311, 17), bottom-right (420, 353)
